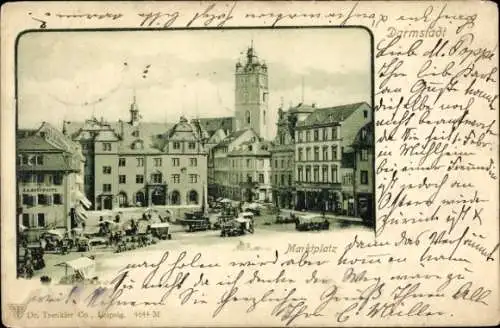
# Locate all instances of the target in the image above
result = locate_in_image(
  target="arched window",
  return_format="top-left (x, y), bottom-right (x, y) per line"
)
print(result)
top-left (170, 190), bottom-right (181, 205)
top-left (245, 111), bottom-right (251, 124)
top-left (188, 190), bottom-right (199, 205)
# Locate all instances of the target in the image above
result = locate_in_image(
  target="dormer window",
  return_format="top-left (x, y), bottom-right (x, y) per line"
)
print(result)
top-left (248, 145), bottom-right (253, 151)
top-left (131, 140), bottom-right (143, 150)
top-left (102, 143), bottom-right (112, 151)
top-left (132, 130), bottom-right (139, 137)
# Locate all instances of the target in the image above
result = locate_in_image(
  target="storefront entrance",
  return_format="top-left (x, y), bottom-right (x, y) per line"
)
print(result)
top-left (102, 196), bottom-right (113, 210)
top-left (151, 186), bottom-right (166, 206)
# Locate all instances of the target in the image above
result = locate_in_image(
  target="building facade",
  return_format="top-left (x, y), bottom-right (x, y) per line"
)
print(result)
top-left (211, 128), bottom-right (259, 199)
top-left (351, 122), bottom-right (374, 222)
top-left (17, 122), bottom-right (88, 232)
top-left (227, 138), bottom-right (272, 202)
top-left (234, 44), bottom-right (270, 140)
top-left (270, 103), bottom-right (315, 209)
top-left (63, 99), bottom-right (208, 210)
top-left (293, 102), bottom-right (372, 214)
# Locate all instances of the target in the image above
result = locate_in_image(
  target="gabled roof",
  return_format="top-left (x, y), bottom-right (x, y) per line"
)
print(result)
top-left (198, 117), bottom-right (233, 136)
top-left (228, 139), bottom-right (271, 157)
top-left (17, 135), bottom-right (63, 151)
top-left (207, 128), bottom-right (227, 144)
top-left (297, 102), bottom-right (369, 126)
top-left (352, 122), bottom-right (374, 148)
top-left (214, 129), bottom-right (253, 148)
top-left (18, 153), bottom-right (77, 171)
top-left (118, 121), bottom-right (174, 153)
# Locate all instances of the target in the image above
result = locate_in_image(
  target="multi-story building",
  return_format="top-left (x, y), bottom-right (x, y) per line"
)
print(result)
top-left (270, 103), bottom-right (315, 209)
top-left (293, 102), bottom-right (372, 214)
top-left (63, 98), bottom-right (208, 210)
top-left (212, 128), bottom-right (259, 199)
top-left (350, 122), bottom-right (374, 222)
top-left (197, 117), bottom-right (234, 197)
top-left (227, 137), bottom-right (272, 202)
top-left (17, 122), bottom-right (88, 233)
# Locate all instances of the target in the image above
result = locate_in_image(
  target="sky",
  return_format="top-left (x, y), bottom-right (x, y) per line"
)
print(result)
top-left (17, 28), bottom-right (372, 138)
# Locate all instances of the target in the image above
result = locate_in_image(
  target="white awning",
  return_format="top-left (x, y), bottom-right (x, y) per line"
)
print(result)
top-left (74, 190), bottom-right (92, 209)
top-left (56, 257), bottom-right (96, 279)
top-left (75, 208), bottom-right (88, 222)
top-left (151, 223), bottom-right (170, 229)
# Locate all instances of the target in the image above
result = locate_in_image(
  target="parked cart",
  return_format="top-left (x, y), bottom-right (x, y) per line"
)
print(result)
top-left (295, 214), bottom-right (330, 231)
top-left (57, 257), bottom-right (98, 285)
top-left (150, 223), bottom-right (172, 240)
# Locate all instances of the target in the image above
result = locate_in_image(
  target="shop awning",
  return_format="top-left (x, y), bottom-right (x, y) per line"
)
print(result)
top-left (75, 206), bottom-right (88, 222)
top-left (74, 190), bottom-right (92, 209)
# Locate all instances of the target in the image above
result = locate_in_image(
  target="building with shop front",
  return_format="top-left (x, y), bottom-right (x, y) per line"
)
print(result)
top-left (197, 117), bottom-right (234, 197)
top-left (63, 98), bottom-right (208, 210)
top-left (350, 122), bottom-right (374, 222)
top-left (227, 137), bottom-right (272, 202)
top-left (17, 122), bottom-right (89, 232)
top-left (270, 103), bottom-right (316, 209)
top-left (211, 128), bottom-right (259, 199)
top-left (293, 102), bottom-right (372, 214)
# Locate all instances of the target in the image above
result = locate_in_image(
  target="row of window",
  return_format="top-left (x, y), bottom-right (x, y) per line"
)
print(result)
top-left (297, 165), bottom-right (339, 183)
top-left (101, 173), bottom-right (199, 191)
top-left (297, 166), bottom-right (369, 185)
top-left (231, 158), bottom-right (265, 169)
top-left (115, 157), bottom-right (198, 168)
top-left (100, 141), bottom-right (198, 152)
top-left (297, 146), bottom-right (341, 162)
top-left (229, 173), bottom-right (266, 184)
top-left (20, 173), bottom-right (63, 185)
top-left (22, 193), bottom-right (63, 206)
top-left (18, 154), bottom-right (44, 166)
top-left (273, 174), bottom-right (293, 186)
top-left (273, 159), bottom-right (293, 169)
top-left (296, 126), bottom-right (340, 143)
top-left (22, 213), bottom-right (46, 228)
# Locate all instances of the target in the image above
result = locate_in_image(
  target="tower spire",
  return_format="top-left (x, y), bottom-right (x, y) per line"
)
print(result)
top-left (130, 89), bottom-right (140, 125)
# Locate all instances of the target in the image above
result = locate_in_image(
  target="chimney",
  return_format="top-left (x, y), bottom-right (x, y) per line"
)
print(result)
top-left (119, 120), bottom-right (124, 138)
top-left (312, 103), bottom-right (316, 108)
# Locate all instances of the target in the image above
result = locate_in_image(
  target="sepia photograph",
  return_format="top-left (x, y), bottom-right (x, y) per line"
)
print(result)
top-left (15, 28), bottom-right (373, 281)
top-left (2, 1), bottom-right (499, 327)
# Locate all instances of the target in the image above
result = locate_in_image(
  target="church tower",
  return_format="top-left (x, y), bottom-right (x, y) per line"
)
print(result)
top-left (234, 43), bottom-right (269, 140)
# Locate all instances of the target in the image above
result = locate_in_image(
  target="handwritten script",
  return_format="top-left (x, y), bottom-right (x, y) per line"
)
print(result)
top-left (9, 0), bottom-right (499, 326)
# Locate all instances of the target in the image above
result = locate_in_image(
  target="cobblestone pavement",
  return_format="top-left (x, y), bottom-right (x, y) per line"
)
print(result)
top-left (32, 211), bottom-right (371, 282)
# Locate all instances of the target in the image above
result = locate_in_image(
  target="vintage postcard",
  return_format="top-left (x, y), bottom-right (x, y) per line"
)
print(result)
top-left (1, 1), bottom-right (498, 327)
